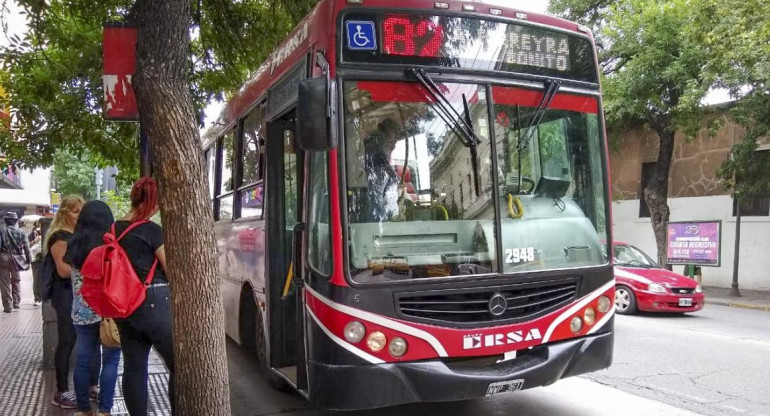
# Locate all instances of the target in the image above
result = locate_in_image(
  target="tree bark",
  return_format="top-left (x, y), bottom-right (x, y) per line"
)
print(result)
top-left (133, 1), bottom-right (231, 414)
top-left (644, 126), bottom-right (676, 269)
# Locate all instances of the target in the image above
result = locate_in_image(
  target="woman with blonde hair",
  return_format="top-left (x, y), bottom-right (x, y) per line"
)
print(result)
top-left (43, 195), bottom-right (86, 409)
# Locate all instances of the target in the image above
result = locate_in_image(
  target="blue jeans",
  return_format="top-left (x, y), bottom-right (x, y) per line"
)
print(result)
top-left (117, 285), bottom-right (175, 416)
top-left (74, 323), bottom-right (121, 412)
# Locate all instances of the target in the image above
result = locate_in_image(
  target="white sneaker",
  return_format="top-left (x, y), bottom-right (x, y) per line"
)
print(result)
top-left (33, 301), bottom-right (42, 306)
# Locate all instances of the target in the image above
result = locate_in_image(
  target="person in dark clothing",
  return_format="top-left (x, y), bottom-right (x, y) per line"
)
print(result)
top-left (115, 176), bottom-right (173, 416)
top-left (0, 212), bottom-right (32, 312)
top-left (364, 118), bottom-right (402, 222)
top-left (44, 195), bottom-right (85, 409)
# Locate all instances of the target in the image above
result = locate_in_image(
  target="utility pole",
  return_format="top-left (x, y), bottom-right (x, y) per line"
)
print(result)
top-left (94, 167), bottom-right (103, 200)
top-left (731, 194), bottom-right (742, 297)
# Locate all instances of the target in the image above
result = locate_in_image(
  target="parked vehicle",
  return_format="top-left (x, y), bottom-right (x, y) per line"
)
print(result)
top-left (613, 242), bottom-right (704, 315)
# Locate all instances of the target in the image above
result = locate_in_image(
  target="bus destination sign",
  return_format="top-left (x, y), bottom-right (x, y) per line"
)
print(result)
top-left (342, 13), bottom-right (596, 83)
top-left (503, 27), bottom-right (571, 72)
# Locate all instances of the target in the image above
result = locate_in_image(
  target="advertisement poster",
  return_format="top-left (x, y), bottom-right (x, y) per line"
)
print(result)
top-left (103, 23), bottom-right (138, 120)
top-left (666, 221), bottom-right (722, 266)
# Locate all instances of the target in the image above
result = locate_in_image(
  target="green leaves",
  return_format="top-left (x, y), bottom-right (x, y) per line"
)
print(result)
top-left (1, 0), bottom-right (320, 170)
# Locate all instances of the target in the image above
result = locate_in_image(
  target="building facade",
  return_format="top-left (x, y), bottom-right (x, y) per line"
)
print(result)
top-left (610, 115), bottom-right (770, 291)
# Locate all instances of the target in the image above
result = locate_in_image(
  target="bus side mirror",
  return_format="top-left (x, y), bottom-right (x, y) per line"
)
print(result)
top-left (297, 77), bottom-right (338, 151)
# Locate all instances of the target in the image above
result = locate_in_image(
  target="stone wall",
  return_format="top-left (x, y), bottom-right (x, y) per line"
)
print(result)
top-left (609, 116), bottom-right (743, 201)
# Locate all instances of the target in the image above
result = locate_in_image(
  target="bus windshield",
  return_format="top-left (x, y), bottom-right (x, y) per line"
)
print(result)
top-left (344, 80), bottom-right (608, 283)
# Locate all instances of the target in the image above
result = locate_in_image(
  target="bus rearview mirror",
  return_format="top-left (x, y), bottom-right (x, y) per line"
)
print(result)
top-left (297, 77), bottom-right (338, 151)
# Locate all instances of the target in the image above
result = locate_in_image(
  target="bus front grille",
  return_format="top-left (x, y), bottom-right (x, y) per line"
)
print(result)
top-left (396, 279), bottom-right (578, 326)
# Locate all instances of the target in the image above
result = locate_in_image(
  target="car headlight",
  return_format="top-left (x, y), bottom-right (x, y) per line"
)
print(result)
top-left (648, 283), bottom-right (667, 293)
top-left (695, 285), bottom-right (702, 293)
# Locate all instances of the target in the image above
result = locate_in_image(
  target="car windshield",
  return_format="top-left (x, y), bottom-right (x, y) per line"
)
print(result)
top-left (344, 80), bottom-right (609, 283)
top-left (614, 245), bottom-right (657, 268)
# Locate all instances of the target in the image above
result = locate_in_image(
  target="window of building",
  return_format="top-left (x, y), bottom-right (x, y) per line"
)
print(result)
top-left (639, 162), bottom-right (656, 218)
top-left (733, 197), bottom-right (770, 216)
top-left (238, 104), bottom-right (266, 219)
top-left (205, 147), bottom-right (215, 200)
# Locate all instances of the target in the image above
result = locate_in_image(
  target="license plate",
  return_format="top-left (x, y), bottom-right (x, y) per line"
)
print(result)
top-left (679, 298), bottom-right (693, 306)
top-left (486, 379), bottom-right (525, 396)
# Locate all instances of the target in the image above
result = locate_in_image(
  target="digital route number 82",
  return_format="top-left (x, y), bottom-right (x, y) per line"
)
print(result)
top-left (382, 16), bottom-right (446, 57)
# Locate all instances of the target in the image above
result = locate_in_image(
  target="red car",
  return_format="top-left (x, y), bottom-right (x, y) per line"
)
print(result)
top-left (613, 242), bottom-right (705, 315)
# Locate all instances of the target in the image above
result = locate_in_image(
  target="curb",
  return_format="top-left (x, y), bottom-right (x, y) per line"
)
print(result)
top-left (705, 299), bottom-right (770, 312)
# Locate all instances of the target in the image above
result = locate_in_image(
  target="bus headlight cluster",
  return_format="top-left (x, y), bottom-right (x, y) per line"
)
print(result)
top-left (344, 322), bottom-right (409, 357)
top-left (571, 295), bottom-right (614, 334)
top-left (344, 321), bottom-right (366, 343)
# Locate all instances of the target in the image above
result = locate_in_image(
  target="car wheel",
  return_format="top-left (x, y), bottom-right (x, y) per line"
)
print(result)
top-left (615, 285), bottom-right (637, 315)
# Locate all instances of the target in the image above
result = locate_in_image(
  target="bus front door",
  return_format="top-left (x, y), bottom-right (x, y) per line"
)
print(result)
top-left (265, 110), bottom-right (304, 385)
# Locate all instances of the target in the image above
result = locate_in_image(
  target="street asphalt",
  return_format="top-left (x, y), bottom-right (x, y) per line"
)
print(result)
top-left (586, 305), bottom-right (770, 416)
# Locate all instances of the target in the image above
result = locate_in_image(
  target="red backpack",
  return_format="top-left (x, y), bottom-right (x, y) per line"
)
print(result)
top-left (80, 221), bottom-right (158, 319)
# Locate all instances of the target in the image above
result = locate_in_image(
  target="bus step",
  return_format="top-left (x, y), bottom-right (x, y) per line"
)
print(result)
top-left (275, 366), bottom-right (297, 384)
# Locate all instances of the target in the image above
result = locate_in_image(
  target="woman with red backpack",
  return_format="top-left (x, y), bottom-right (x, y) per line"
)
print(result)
top-left (114, 177), bottom-right (174, 416)
top-left (65, 200), bottom-right (122, 416)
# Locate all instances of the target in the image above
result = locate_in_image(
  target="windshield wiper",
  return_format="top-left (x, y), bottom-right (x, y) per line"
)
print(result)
top-left (519, 79), bottom-right (561, 152)
top-left (408, 67), bottom-right (481, 196)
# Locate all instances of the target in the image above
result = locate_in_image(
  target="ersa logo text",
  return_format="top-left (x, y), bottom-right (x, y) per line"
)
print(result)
top-left (463, 329), bottom-right (542, 350)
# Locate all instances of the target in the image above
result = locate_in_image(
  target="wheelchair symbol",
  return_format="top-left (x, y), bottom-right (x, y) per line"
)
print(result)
top-left (353, 25), bottom-right (370, 47)
top-left (346, 21), bottom-right (376, 51)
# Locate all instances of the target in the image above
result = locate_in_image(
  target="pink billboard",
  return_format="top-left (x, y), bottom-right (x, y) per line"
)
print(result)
top-left (666, 221), bottom-right (722, 266)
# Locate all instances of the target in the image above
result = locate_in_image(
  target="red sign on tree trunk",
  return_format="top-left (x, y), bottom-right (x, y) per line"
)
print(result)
top-left (103, 23), bottom-right (138, 121)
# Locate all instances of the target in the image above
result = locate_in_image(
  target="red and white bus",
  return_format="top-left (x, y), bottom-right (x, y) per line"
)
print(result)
top-left (202, 0), bottom-right (614, 410)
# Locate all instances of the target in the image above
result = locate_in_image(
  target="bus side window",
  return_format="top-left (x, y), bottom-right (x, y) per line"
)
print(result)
top-left (239, 103), bottom-right (267, 219)
top-left (216, 130), bottom-right (236, 221)
top-left (307, 152), bottom-right (332, 276)
top-left (205, 147), bottom-right (216, 218)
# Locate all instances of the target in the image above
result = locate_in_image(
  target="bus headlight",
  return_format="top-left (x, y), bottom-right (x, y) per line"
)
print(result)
top-left (344, 321), bottom-right (366, 343)
top-left (584, 307), bottom-right (596, 326)
top-left (570, 316), bottom-right (583, 333)
top-left (389, 337), bottom-right (408, 357)
top-left (367, 331), bottom-right (387, 352)
top-left (597, 296), bottom-right (612, 313)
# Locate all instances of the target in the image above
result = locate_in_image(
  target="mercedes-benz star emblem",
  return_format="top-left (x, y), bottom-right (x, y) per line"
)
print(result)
top-left (488, 293), bottom-right (508, 317)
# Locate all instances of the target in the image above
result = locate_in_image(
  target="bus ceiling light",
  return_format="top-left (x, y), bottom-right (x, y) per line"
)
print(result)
top-left (344, 321), bottom-right (366, 343)
top-left (489, 8), bottom-right (503, 16)
top-left (597, 296), bottom-right (612, 313)
top-left (434, 2), bottom-right (450, 9)
top-left (389, 337), bottom-right (408, 357)
top-left (515, 12), bottom-right (528, 20)
top-left (570, 316), bottom-right (583, 333)
top-left (584, 307), bottom-right (596, 326)
top-left (462, 4), bottom-right (476, 11)
top-left (367, 331), bottom-right (387, 352)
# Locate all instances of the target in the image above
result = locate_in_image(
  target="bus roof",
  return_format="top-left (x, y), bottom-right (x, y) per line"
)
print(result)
top-left (201, 0), bottom-right (590, 145)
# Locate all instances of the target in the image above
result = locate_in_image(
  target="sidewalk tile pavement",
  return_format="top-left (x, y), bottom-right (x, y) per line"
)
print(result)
top-left (0, 270), bottom-right (171, 416)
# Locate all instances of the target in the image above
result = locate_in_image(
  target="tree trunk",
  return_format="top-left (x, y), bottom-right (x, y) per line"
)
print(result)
top-left (133, 1), bottom-right (231, 415)
top-left (644, 127), bottom-right (676, 269)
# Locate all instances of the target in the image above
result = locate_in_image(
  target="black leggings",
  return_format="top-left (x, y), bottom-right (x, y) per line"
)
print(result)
top-left (51, 281), bottom-right (76, 393)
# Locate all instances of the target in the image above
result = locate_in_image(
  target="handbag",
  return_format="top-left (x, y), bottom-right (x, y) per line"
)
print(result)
top-left (11, 253), bottom-right (30, 271)
top-left (99, 318), bottom-right (121, 348)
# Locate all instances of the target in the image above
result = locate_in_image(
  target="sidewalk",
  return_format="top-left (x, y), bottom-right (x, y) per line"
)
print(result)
top-left (0, 270), bottom-right (171, 416)
top-left (703, 286), bottom-right (770, 312)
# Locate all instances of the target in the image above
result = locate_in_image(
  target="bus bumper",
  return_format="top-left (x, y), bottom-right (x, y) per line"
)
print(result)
top-left (307, 329), bottom-right (614, 410)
